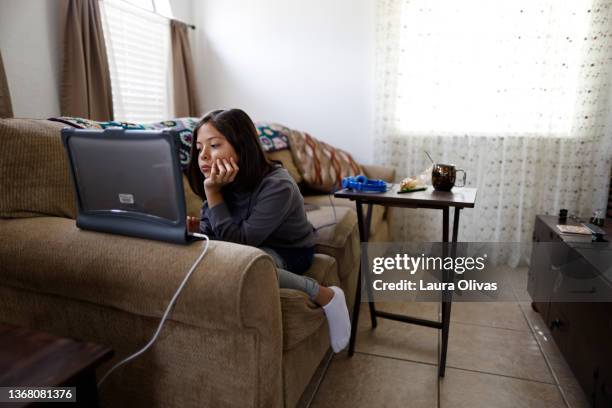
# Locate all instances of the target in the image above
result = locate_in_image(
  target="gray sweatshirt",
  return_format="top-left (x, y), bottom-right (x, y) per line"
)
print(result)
top-left (199, 166), bottom-right (316, 248)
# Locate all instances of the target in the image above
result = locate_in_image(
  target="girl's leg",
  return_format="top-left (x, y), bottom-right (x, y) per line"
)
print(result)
top-left (261, 247), bottom-right (321, 299)
top-left (261, 247), bottom-right (351, 353)
top-left (276, 267), bottom-right (320, 301)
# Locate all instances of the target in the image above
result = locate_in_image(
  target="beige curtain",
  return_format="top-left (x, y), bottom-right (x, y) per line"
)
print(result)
top-left (171, 20), bottom-right (200, 117)
top-left (60, 0), bottom-right (113, 120)
top-left (0, 49), bottom-right (13, 118)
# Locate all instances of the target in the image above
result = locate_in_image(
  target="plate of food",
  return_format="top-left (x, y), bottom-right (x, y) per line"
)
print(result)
top-left (398, 177), bottom-right (427, 193)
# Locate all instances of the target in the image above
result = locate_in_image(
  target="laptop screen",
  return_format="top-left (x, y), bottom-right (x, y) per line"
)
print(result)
top-left (62, 128), bottom-right (191, 244)
top-left (68, 134), bottom-right (180, 222)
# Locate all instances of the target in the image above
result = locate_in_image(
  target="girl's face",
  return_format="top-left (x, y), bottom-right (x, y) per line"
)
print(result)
top-left (195, 123), bottom-right (239, 178)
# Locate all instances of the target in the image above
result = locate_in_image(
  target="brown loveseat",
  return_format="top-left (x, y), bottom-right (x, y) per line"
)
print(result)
top-left (0, 119), bottom-right (394, 407)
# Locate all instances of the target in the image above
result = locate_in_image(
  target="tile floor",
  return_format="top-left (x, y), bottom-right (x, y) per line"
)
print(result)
top-left (310, 267), bottom-right (592, 408)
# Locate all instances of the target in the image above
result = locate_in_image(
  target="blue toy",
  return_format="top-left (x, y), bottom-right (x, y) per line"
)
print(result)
top-left (341, 175), bottom-right (388, 193)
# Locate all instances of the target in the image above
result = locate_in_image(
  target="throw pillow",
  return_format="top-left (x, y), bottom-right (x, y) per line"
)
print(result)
top-left (288, 129), bottom-right (362, 193)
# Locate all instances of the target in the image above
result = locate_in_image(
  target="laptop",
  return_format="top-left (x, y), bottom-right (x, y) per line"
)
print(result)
top-left (62, 127), bottom-right (200, 244)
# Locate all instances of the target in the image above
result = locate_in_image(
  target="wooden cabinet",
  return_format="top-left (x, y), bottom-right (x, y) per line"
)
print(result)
top-left (527, 216), bottom-right (568, 321)
top-left (528, 215), bottom-right (612, 407)
top-left (591, 301), bottom-right (612, 408)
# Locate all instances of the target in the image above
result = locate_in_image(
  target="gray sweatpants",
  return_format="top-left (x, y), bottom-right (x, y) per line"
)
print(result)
top-left (261, 247), bottom-right (320, 300)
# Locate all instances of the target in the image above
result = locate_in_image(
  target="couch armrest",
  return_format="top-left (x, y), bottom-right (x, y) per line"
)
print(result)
top-left (0, 217), bottom-right (281, 333)
top-left (361, 164), bottom-right (396, 183)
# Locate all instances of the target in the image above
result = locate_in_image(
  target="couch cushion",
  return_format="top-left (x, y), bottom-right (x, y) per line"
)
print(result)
top-left (279, 253), bottom-right (338, 351)
top-left (183, 174), bottom-right (204, 217)
top-left (304, 253), bottom-right (341, 288)
top-left (308, 206), bottom-right (356, 250)
top-left (307, 206), bottom-right (360, 310)
top-left (304, 194), bottom-right (387, 236)
top-left (0, 119), bottom-right (76, 219)
top-left (361, 163), bottom-right (396, 183)
top-left (265, 149), bottom-right (303, 184)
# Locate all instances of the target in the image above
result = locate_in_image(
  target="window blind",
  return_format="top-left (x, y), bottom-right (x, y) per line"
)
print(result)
top-left (100, 0), bottom-right (171, 123)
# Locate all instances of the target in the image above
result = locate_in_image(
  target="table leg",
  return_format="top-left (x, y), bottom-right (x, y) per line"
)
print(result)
top-left (349, 201), bottom-right (376, 357)
top-left (452, 207), bottom-right (461, 242)
top-left (348, 261), bottom-right (361, 357)
top-left (439, 271), bottom-right (452, 377)
top-left (364, 204), bottom-right (377, 327)
top-left (442, 207), bottom-right (449, 242)
top-left (439, 207), bottom-right (460, 376)
top-left (365, 203), bottom-right (373, 241)
top-left (356, 201), bottom-right (377, 329)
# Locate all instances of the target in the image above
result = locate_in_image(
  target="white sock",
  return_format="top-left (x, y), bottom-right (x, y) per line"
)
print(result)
top-left (322, 286), bottom-right (351, 353)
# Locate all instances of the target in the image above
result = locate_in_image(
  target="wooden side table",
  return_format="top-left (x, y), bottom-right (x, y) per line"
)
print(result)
top-left (335, 184), bottom-right (477, 377)
top-left (0, 324), bottom-right (113, 407)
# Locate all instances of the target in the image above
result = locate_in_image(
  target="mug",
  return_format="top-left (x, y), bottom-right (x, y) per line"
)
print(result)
top-left (432, 163), bottom-right (466, 191)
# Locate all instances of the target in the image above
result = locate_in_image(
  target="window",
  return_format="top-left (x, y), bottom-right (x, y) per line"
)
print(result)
top-left (392, 0), bottom-right (591, 135)
top-left (99, 0), bottom-right (173, 122)
top-left (120, 0), bottom-right (173, 18)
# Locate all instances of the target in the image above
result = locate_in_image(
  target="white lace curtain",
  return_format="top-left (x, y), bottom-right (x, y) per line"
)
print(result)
top-left (375, 0), bottom-right (612, 264)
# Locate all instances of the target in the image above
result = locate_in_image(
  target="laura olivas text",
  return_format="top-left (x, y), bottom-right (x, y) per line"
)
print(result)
top-left (372, 279), bottom-right (498, 291)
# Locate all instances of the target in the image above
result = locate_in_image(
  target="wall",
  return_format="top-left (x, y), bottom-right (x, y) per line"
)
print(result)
top-left (0, 0), bottom-right (375, 162)
top-left (0, 0), bottom-right (62, 118)
top-left (0, 0), bottom-right (196, 120)
top-left (168, 0), bottom-right (194, 25)
top-left (192, 0), bottom-right (375, 163)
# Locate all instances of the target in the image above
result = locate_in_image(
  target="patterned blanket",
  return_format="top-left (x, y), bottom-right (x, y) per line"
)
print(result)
top-left (49, 117), bottom-right (199, 170)
top-left (49, 117), bottom-right (291, 171)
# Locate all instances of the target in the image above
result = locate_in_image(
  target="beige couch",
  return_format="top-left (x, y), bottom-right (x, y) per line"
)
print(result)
top-left (0, 119), bottom-right (394, 407)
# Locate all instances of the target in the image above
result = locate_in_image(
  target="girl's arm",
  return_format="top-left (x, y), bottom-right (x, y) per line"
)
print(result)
top-left (205, 158), bottom-right (238, 209)
top-left (199, 157), bottom-right (237, 237)
top-left (207, 179), bottom-right (295, 246)
top-left (187, 216), bottom-right (200, 233)
top-left (197, 203), bottom-right (215, 236)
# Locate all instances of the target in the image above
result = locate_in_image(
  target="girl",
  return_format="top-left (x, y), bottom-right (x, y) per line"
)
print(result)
top-left (186, 109), bottom-right (351, 353)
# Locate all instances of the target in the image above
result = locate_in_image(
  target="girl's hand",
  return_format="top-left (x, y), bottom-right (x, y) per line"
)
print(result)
top-left (186, 216), bottom-right (200, 233)
top-left (203, 157), bottom-right (239, 193)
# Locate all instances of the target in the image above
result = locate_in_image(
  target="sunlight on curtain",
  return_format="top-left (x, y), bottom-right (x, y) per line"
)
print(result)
top-left (396, 1), bottom-right (589, 135)
top-left (374, 0), bottom-right (612, 263)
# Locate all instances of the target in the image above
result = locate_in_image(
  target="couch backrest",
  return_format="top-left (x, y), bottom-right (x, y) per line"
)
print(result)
top-left (0, 119), bottom-right (76, 219)
top-left (265, 149), bottom-right (303, 184)
top-left (0, 119), bottom-right (208, 219)
top-left (0, 118), bottom-right (365, 219)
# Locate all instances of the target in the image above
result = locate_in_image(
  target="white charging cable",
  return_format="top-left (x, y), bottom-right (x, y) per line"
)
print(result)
top-left (97, 233), bottom-right (210, 387)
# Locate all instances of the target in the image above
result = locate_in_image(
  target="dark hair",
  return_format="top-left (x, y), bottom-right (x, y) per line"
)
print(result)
top-left (185, 108), bottom-right (277, 200)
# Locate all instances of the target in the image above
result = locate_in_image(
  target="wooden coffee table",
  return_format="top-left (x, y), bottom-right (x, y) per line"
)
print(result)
top-left (0, 323), bottom-right (113, 407)
top-left (335, 184), bottom-right (477, 377)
